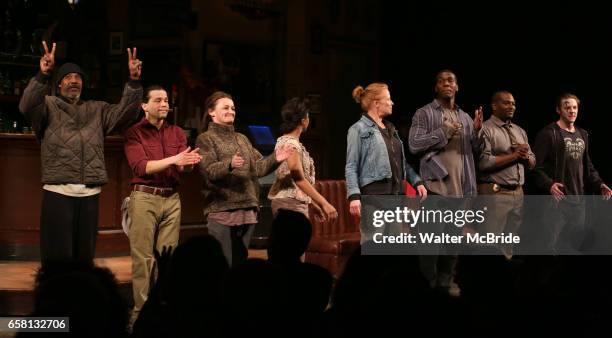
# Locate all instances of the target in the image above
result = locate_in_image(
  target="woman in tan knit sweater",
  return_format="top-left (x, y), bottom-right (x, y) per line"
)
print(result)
top-left (196, 91), bottom-right (294, 266)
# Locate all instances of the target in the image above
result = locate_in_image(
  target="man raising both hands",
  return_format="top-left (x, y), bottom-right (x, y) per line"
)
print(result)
top-left (19, 42), bottom-right (144, 267)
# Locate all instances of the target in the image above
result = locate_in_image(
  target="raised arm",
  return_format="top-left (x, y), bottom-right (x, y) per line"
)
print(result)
top-left (251, 136), bottom-right (294, 177)
top-left (18, 41), bottom-right (56, 134)
top-left (470, 106), bottom-right (485, 155)
top-left (101, 47), bottom-right (144, 134)
top-left (251, 143), bottom-right (279, 177)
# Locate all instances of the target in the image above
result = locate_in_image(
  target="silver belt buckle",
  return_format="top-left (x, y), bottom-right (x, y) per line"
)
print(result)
top-left (492, 183), bottom-right (501, 192)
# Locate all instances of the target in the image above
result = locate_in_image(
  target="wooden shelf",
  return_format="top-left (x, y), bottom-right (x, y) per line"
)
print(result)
top-left (0, 133), bottom-right (35, 139)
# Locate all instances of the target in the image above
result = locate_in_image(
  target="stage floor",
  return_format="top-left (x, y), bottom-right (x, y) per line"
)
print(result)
top-left (0, 249), bottom-right (267, 316)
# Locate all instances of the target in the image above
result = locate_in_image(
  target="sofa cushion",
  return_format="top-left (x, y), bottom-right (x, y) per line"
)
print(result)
top-left (308, 180), bottom-right (359, 236)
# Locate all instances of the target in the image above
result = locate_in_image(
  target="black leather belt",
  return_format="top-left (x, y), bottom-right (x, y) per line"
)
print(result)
top-left (133, 184), bottom-right (176, 197)
top-left (479, 182), bottom-right (521, 192)
top-left (493, 183), bottom-right (520, 192)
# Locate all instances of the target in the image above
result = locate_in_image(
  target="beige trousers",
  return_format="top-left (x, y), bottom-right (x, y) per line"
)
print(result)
top-left (128, 190), bottom-right (181, 322)
top-left (476, 184), bottom-right (523, 255)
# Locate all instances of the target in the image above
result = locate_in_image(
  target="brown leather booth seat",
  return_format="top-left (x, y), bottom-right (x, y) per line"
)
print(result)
top-left (306, 180), bottom-right (360, 277)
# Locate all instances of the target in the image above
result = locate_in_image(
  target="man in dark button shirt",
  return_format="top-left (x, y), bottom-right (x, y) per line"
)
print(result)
top-left (533, 93), bottom-right (611, 253)
top-left (124, 85), bottom-right (202, 323)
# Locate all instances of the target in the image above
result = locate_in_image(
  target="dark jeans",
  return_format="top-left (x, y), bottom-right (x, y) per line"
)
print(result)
top-left (417, 192), bottom-right (463, 289)
top-left (40, 190), bottom-right (99, 267)
top-left (206, 219), bottom-right (254, 267)
top-left (547, 199), bottom-right (586, 254)
top-left (360, 195), bottom-right (406, 243)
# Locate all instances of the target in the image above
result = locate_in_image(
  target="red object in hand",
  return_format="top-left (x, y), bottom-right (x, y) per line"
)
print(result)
top-left (403, 180), bottom-right (416, 196)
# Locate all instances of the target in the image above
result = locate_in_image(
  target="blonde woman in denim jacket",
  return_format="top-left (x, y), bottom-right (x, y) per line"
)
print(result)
top-left (345, 83), bottom-right (427, 221)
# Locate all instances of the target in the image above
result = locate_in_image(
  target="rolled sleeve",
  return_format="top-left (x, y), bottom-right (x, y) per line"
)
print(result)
top-left (478, 129), bottom-right (497, 171)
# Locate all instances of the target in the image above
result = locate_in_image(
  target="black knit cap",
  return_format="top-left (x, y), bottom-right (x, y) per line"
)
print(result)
top-left (56, 62), bottom-right (84, 86)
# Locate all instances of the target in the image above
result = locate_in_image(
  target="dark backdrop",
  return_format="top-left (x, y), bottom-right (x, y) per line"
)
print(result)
top-left (380, 1), bottom-right (611, 184)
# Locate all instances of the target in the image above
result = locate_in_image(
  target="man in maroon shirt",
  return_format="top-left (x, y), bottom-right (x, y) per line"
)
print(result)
top-left (124, 85), bottom-right (202, 323)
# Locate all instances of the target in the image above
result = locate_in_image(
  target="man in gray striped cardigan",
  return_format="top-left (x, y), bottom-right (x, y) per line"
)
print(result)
top-left (408, 69), bottom-right (484, 294)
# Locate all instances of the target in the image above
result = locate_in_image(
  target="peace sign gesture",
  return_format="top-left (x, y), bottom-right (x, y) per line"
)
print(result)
top-left (40, 41), bottom-right (56, 76)
top-left (127, 47), bottom-right (142, 80)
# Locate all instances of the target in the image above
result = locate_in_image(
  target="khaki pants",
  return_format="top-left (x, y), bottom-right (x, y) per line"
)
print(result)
top-left (128, 190), bottom-right (181, 322)
top-left (476, 184), bottom-right (523, 255)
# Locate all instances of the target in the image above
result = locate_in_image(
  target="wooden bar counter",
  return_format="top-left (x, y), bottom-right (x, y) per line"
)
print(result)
top-left (0, 133), bottom-right (207, 260)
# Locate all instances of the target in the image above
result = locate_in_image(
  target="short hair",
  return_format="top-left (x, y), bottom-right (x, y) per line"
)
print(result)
top-left (279, 97), bottom-right (311, 134)
top-left (491, 90), bottom-right (513, 104)
top-left (143, 85), bottom-right (167, 103)
top-left (202, 91), bottom-right (233, 131)
top-left (557, 93), bottom-right (580, 109)
top-left (436, 69), bottom-right (457, 82)
top-left (351, 82), bottom-right (388, 112)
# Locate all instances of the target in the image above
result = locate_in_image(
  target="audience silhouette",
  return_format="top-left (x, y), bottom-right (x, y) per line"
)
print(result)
top-left (19, 212), bottom-right (612, 338)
